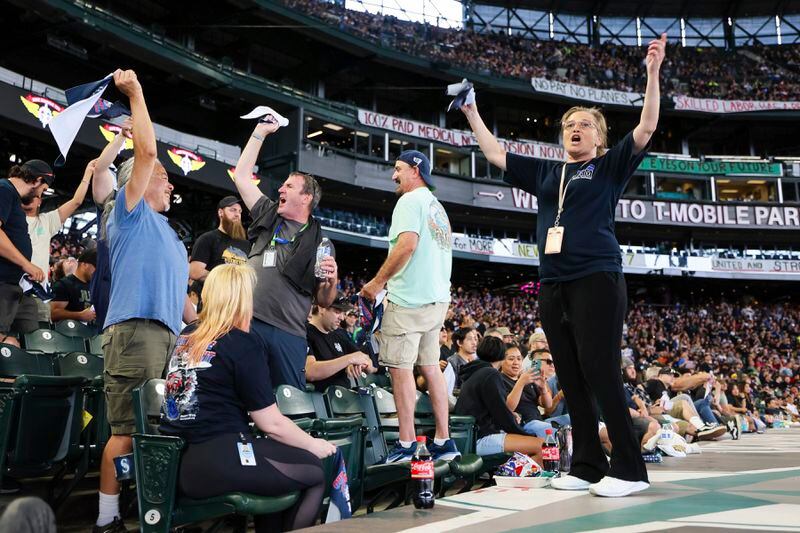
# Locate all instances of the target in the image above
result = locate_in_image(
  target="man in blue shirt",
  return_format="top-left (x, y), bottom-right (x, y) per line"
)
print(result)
top-left (94, 70), bottom-right (189, 533)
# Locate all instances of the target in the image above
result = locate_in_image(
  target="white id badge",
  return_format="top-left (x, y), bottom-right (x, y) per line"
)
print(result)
top-left (262, 247), bottom-right (276, 268)
top-left (544, 226), bottom-right (564, 255)
top-left (237, 442), bottom-right (257, 466)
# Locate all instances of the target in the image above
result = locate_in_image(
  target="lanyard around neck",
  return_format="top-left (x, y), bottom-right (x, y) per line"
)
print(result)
top-left (270, 221), bottom-right (308, 246)
top-left (554, 161), bottom-right (590, 228)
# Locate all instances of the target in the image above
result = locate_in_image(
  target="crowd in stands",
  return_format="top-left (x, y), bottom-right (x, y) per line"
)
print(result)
top-left (1, 69), bottom-right (797, 531)
top-left (285, 0), bottom-right (800, 101)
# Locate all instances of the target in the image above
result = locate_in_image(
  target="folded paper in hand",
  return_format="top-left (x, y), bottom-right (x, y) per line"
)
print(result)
top-left (240, 106), bottom-right (289, 127)
top-left (446, 78), bottom-right (475, 112)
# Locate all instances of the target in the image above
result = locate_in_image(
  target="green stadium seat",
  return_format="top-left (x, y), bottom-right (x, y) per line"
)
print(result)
top-left (0, 344), bottom-right (55, 379)
top-left (414, 391), bottom-right (484, 493)
top-left (0, 374), bottom-right (88, 510)
top-left (54, 320), bottom-right (96, 339)
top-left (325, 386), bottom-right (449, 512)
top-left (23, 329), bottom-right (85, 355)
top-left (276, 384), bottom-right (367, 512)
top-left (56, 352), bottom-right (103, 380)
top-left (132, 379), bottom-right (300, 533)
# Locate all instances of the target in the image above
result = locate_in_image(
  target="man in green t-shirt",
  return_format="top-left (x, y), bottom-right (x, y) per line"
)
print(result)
top-left (361, 150), bottom-right (460, 463)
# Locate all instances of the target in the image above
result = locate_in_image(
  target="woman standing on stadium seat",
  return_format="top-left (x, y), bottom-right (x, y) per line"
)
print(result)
top-left (461, 34), bottom-right (667, 498)
top-left (159, 264), bottom-right (336, 531)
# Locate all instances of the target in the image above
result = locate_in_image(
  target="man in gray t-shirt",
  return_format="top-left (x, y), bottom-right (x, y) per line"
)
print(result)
top-left (232, 118), bottom-right (338, 388)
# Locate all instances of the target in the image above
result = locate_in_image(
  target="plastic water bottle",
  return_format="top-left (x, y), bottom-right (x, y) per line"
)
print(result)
top-left (542, 429), bottom-right (560, 474)
top-left (556, 425), bottom-right (572, 474)
top-left (660, 423), bottom-right (672, 441)
top-left (411, 436), bottom-right (434, 509)
top-left (314, 237), bottom-right (331, 279)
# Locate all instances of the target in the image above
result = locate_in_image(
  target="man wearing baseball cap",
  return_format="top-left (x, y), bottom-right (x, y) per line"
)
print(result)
top-left (361, 150), bottom-right (460, 463)
top-left (189, 195), bottom-right (251, 305)
top-left (306, 292), bottom-right (375, 392)
top-left (0, 160), bottom-right (51, 346)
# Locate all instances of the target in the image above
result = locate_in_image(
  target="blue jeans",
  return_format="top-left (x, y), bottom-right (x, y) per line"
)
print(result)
top-left (250, 319), bottom-right (308, 389)
top-left (545, 414), bottom-right (571, 427)
top-left (694, 396), bottom-right (717, 425)
top-left (476, 433), bottom-right (506, 455)
top-left (522, 419), bottom-right (555, 437)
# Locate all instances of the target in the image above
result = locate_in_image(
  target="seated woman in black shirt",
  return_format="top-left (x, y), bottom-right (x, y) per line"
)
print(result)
top-left (454, 336), bottom-right (542, 463)
top-left (500, 343), bottom-right (554, 437)
top-left (160, 264), bottom-right (336, 532)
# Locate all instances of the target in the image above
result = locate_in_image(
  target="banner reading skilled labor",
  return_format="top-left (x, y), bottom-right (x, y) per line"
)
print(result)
top-left (673, 95), bottom-right (800, 113)
top-left (530, 77), bottom-right (645, 107)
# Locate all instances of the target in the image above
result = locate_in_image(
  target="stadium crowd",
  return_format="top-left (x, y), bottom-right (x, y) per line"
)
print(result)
top-left (0, 64), bottom-right (798, 531)
top-left (284, 0), bottom-right (800, 101)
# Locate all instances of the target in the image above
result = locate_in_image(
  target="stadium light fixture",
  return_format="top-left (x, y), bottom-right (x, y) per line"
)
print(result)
top-left (720, 189), bottom-right (738, 193)
top-left (354, 131), bottom-right (369, 137)
top-left (747, 180), bottom-right (767, 185)
top-left (716, 179), bottom-right (730, 184)
top-left (324, 123), bottom-right (344, 131)
top-left (308, 130), bottom-right (323, 138)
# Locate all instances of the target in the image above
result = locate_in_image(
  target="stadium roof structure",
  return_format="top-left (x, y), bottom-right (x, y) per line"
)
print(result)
top-left (473, 0), bottom-right (800, 18)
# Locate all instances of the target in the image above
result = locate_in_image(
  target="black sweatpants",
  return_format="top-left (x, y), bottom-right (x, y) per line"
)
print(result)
top-left (179, 433), bottom-right (325, 532)
top-left (539, 271), bottom-right (648, 483)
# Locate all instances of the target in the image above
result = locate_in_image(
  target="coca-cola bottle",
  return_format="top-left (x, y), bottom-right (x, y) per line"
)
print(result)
top-left (542, 428), bottom-right (560, 474)
top-left (411, 436), bottom-right (434, 509)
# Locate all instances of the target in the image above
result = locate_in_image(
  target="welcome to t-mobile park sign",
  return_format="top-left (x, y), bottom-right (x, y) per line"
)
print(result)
top-left (504, 189), bottom-right (799, 229)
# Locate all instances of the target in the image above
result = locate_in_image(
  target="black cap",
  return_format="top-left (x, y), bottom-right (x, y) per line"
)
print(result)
top-left (658, 367), bottom-right (678, 376)
top-left (217, 195), bottom-right (241, 209)
top-left (78, 248), bottom-right (97, 267)
top-left (328, 292), bottom-right (354, 312)
top-left (21, 159), bottom-right (55, 186)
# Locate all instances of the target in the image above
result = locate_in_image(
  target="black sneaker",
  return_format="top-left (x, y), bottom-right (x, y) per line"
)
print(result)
top-left (92, 518), bottom-right (128, 533)
top-left (726, 419), bottom-right (740, 440)
top-left (697, 424), bottom-right (727, 441)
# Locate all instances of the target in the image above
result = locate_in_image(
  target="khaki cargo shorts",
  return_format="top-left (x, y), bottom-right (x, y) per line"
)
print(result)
top-left (378, 301), bottom-right (448, 370)
top-left (103, 319), bottom-right (176, 435)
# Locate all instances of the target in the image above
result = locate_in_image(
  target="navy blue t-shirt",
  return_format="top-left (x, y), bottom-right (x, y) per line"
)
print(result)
top-left (505, 132), bottom-right (647, 282)
top-left (90, 206), bottom-right (112, 328)
top-left (159, 326), bottom-right (276, 444)
top-left (0, 180), bottom-right (33, 284)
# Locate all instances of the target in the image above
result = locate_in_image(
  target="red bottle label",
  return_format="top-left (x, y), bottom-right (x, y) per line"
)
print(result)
top-left (411, 460), bottom-right (434, 479)
top-left (542, 446), bottom-right (560, 461)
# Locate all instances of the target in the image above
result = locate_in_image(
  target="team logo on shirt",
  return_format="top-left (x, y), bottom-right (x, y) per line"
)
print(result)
top-left (334, 342), bottom-right (343, 353)
top-left (222, 246), bottom-right (248, 265)
top-left (427, 199), bottom-right (452, 251)
top-left (163, 337), bottom-right (217, 422)
top-left (19, 94), bottom-right (63, 128)
top-left (573, 164), bottom-right (595, 180)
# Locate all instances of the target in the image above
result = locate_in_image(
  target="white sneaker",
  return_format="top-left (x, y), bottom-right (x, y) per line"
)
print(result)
top-left (589, 476), bottom-right (650, 497)
top-left (550, 474), bottom-right (591, 490)
top-left (685, 443), bottom-right (702, 455)
top-left (657, 442), bottom-right (686, 458)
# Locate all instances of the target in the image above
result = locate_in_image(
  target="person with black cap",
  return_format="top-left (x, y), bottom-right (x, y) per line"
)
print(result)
top-left (189, 195), bottom-right (251, 305)
top-left (0, 160), bottom-right (51, 346)
top-left (360, 150), bottom-right (460, 463)
top-left (50, 248), bottom-right (97, 325)
top-left (305, 292), bottom-right (375, 392)
top-left (23, 159), bottom-right (95, 323)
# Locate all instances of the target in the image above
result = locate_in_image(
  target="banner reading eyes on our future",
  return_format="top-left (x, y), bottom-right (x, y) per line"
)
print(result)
top-left (639, 157), bottom-right (783, 177)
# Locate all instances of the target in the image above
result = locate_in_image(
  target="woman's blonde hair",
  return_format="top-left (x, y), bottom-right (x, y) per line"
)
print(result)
top-left (561, 106), bottom-right (608, 156)
top-left (183, 263), bottom-right (257, 365)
